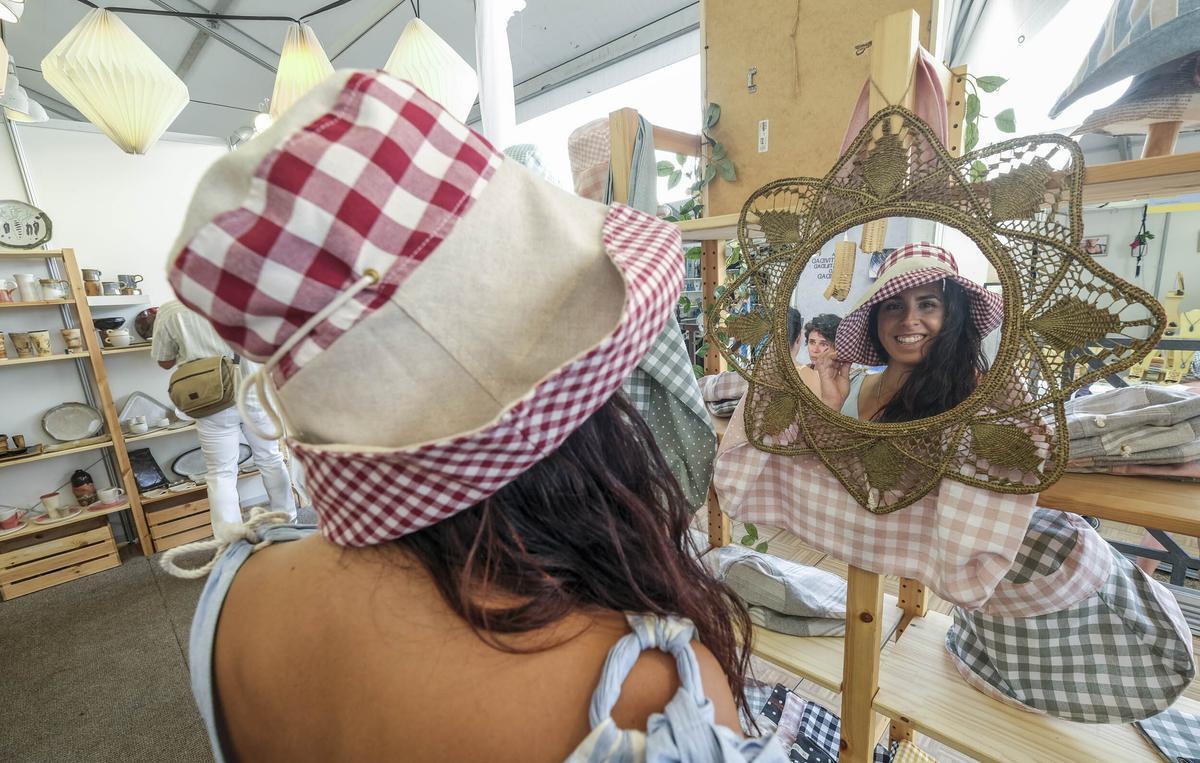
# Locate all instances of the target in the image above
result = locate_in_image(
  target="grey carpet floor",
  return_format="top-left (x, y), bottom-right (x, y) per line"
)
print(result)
top-left (0, 509), bottom-right (317, 762)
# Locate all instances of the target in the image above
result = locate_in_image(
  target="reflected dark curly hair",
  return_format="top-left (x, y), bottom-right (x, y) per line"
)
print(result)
top-left (804, 313), bottom-right (842, 344)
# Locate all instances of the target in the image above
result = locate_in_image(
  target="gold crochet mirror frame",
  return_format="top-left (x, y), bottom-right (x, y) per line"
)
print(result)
top-left (706, 105), bottom-right (1166, 513)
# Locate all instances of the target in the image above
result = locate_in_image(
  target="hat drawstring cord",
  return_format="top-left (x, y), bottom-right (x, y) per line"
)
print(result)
top-left (238, 269), bottom-right (382, 441)
top-left (158, 507), bottom-right (292, 579)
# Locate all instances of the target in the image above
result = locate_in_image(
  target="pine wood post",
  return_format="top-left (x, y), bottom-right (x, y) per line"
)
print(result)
top-left (608, 107), bottom-right (640, 205)
top-left (897, 577), bottom-right (928, 633)
top-left (700, 239), bottom-right (727, 375)
top-left (841, 565), bottom-right (885, 762)
top-left (64, 247), bottom-right (154, 556)
top-left (1142, 120), bottom-right (1182, 159)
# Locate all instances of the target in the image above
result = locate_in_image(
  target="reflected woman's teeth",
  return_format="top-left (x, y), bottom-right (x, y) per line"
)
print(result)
top-left (895, 335), bottom-right (924, 344)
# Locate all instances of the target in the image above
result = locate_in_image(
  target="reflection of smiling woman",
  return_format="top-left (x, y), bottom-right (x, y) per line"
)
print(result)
top-left (816, 243), bottom-right (1003, 422)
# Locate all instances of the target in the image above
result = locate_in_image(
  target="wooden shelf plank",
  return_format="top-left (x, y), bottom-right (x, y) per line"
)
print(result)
top-left (0, 439), bottom-right (113, 470)
top-left (123, 423), bottom-right (197, 444)
top-left (677, 213), bottom-right (738, 241)
top-left (0, 299), bottom-right (74, 309)
top-left (751, 593), bottom-right (903, 693)
top-left (140, 470), bottom-right (261, 505)
top-left (875, 610), bottom-right (1196, 762)
top-left (101, 343), bottom-right (152, 355)
top-left (0, 501), bottom-right (130, 543)
top-left (0, 249), bottom-right (65, 259)
top-left (0, 353), bottom-right (86, 367)
top-left (1040, 473), bottom-right (1200, 536)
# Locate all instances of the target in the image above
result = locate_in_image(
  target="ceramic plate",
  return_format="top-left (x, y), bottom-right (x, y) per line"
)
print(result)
top-left (88, 500), bottom-right (124, 511)
top-left (0, 519), bottom-right (27, 536)
top-left (172, 445), bottom-right (251, 479)
top-left (118, 392), bottom-right (174, 426)
top-left (42, 403), bottom-right (104, 442)
top-left (168, 482), bottom-right (197, 493)
top-left (32, 508), bottom-right (83, 525)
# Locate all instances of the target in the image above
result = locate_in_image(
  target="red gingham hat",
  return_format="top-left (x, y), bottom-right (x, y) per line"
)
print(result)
top-left (168, 71), bottom-right (683, 547)
top-left (835, 243), bottom-right (1002, 365)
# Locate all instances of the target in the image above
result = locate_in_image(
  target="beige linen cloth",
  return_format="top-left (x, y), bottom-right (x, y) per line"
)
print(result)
top-left (713, 397), bottom-right (1038, 609)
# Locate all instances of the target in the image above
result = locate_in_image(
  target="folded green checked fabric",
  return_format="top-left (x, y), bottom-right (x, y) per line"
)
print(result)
top-left (1137, 708), bottom-right (1200, 763)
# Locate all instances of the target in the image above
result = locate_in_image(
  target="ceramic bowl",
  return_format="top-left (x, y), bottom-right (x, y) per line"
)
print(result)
top-left (93, 317), bottom-right (126, 331)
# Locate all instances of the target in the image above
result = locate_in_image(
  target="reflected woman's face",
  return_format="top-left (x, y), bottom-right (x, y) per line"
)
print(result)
top-left (806, 330), bottom-right (833, 361)
top-left (875, 283), bottom-right (944, 367)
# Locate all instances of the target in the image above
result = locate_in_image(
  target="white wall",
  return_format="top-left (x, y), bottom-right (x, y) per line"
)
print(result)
top-left (1081, 206), bottom-right (1198, 304)
top-left (0, 122), bottom-right (269, 523)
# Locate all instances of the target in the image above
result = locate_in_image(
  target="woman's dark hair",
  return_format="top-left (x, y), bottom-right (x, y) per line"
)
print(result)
top-left (786, 307), bottom-right (804, 348)
top-left (866, 279), bottom-right (989, 422)
top-left (393, 392), bottom-right (753, 710)
top-left (804, 313), bottom-right (842, 345)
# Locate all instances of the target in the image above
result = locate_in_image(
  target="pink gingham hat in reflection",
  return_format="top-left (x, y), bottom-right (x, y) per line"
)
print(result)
top-left (167, 70), bottom-right (683, 547)
top-left (835, 242), bottom-right (1003, 365)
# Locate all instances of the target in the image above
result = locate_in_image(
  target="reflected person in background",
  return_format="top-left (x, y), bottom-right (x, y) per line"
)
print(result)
top-left (795, 313), bottom-right (841, 406)
top-left (815, 243), bottom-right (1003, 422)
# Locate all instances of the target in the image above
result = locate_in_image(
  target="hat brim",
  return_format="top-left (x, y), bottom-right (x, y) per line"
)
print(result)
top-left (834, 262), bottom-right (1002, 366)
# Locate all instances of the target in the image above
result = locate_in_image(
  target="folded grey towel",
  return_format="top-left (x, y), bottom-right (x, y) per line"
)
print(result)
top-left (718, 545), bottom-right (846, 621)
top-left (748, 606), bottom-right (845, 637)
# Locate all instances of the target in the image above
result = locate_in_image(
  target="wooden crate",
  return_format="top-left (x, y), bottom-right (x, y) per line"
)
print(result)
top-left (0, 517), bottom-right (121, 600)
top-left (147, 497), bottom-right (213, 553)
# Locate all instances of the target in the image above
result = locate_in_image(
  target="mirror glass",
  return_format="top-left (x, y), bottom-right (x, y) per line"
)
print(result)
top-left (788, 216), bottom-right (1004, 423)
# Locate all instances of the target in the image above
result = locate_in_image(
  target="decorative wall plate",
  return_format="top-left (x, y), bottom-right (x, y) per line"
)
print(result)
top-left (0, 200), bottom-right (52, 249)
top-left (706, 105), bottom-right (1165, 513)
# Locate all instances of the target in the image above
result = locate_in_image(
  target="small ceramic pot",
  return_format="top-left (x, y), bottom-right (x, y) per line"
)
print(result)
top-left (39, 278), bottom-right (67, 301)
top-left (81, 268), bottom-right (102, 281)
top-left (101, 281), bottom-right (122, 296)
top-left (28, 330), bottom-right (51, 357)
top-left (9, 332), bottom-right (31, 358)
top-left (13, 273), bottom-right (39, 302)
top-left (60, 328), bottom-right (83, 353)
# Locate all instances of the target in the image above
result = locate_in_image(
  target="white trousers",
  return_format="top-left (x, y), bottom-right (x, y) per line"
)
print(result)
top-left (195, 389), bottom-right (296, 542)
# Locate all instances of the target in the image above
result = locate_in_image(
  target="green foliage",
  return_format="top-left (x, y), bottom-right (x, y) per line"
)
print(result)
top-left (658, 102), bottom-right (737, 223)
top-left (962, 74), bottom-right (1016, 153)
top-left (738, 522), bottom-right (769, 553)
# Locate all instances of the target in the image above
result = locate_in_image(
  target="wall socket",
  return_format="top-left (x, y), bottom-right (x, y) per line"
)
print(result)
top-left (757, 119), bottom-right (769, 153)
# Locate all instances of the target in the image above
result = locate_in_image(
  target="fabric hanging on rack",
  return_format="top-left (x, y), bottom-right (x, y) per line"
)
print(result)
top-left (713, 396), bottom-right (1036, 609)
top-left (946, 509), bottom-right (1194, 723)
top-left (602, 114), bottom-right (716, 510)
top-left (474, 0), bottom-right (525, 147)
top-left (839, 47), bottom-right (949, 154)
top-left (567, 118), bottom-right (612, 202)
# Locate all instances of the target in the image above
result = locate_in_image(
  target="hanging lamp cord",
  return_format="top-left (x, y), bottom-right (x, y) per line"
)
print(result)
top-left (71, 0), bottom-right (387, 24)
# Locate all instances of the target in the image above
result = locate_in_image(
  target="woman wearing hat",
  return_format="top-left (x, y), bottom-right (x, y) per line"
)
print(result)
top-left (815, 243), bottom-right (1002, 422)
top-left (162, 71), bottom-right (786, 762)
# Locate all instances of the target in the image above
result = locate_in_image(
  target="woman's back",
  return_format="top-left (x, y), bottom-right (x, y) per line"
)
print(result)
top-left (208, 532), bottom-right (742, 762)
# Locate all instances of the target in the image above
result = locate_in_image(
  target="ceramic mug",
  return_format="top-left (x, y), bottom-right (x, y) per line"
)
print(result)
top-left (120, 287), bottom-right (143, 296)
top-left (154, 418), bottom-right (170, 429)
top-left (0, 278), bottom-right (14, 302)
top-left (9, 332), bottom-right (31, 358)
top-left (129, 422), bottom-right (148, 434)
top-left (84, 281), bottom-right (102, 296)
top-left (13, 273), bottom-right (39, 302)
top-left (101, 281), bottom-right (122, 296)
top-left (28, 330), bottom-right (51, 357)
top-left (81, 268), bottom-right (102, 282)
top-left (0, 508), bottom-right (20, 529)
top-left (97, 487), bottom-right (125, 505)
top-left (40, 492), bottom-right (63, 518)
top-left (39, 278), bottom-right (67, 301)
top-left (11, 434), bottom-right (24, 450)
top-left (104, 329), bottom-right (131, 348)
top-left (117, 274), bottom-right (144, 289)
top-left (60, 328), bottom-right (83, 353)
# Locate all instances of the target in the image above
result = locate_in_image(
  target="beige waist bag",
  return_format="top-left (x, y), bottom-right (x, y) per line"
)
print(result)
top-left (168, 356), bottom-right (238, 418)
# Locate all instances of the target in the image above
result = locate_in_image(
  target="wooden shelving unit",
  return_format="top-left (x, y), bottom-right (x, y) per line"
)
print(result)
top-left (0, 439), bottom-right (115, 470)
top-left (123, 423), bottom-right (197, 444)
top-left (101, 343), bottom-right (152, 355)
top-left (0, 298), bottom-right (75, 309)
top-left (0, 352), bottom-right (89, 368)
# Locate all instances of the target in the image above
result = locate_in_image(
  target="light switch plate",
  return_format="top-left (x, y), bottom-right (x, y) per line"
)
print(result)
top-left (757, 119), bottom-right (769, 153)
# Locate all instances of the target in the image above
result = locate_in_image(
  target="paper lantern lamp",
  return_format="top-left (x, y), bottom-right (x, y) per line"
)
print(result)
top-left (41, 9), bottom-right (189, 154)
top-left (0, 1), bottom-right (24, 24)
top-left (384, 18), bottom-right (478, 122)
top-left (270, 23), bottom-right (334, 120)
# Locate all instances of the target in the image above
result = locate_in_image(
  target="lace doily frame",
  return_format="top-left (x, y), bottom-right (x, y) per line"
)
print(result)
top-left (706, 105), bottom-right (1166, 513)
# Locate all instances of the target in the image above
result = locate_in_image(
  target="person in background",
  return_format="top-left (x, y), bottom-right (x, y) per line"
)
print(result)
top-left (151, 300), bottom-right (296, 540)
top-left (795, 313), bottom-right (841, 406)
top-left (817, 243), bottom-right (1001, 422)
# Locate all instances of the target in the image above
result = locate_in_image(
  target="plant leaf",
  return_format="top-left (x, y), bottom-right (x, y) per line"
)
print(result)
top-left (976, 75), bottom-right (1007, 93)
top-left (681, 198), bottom-right (695, 213)
top-left (739, 534), bottom-right (753, 545)
top-left (965, 121), bottom-right (980, 152)
top-left (994, 108), bottom-right (1017, 133)
top-left (676, 153), bottom-right (687, 164)
top-left (965, 93), bottom-right (980, 121)
top-left (677, 296), bottom-right (691, 311)
top-left (716, 158), bottom-right (737, 182)
top-left (668, 170), bottom-right (682, 189)
top-left (744, 522), bottom-right (758, 539)
top-left (685, 245), bottom-right (701, 259)
top-left (969, 159), bottom-right (988, 183)
top-left (755, 542), bottom-right (769, 553)
top-left (693, 363), bottom-right (705, 379)
top-left (703, 163), bottom-right (717, 183)
top-left (696, 342), bottom-right (710, 359)
top-left (711, 142), bottom-right (727, 161)
top-left (656, 160), bottom-right (674, 177)
top-left (664, 214), bottom-right (679, 222)
top-left (705, 102), bottom-right (721, 128)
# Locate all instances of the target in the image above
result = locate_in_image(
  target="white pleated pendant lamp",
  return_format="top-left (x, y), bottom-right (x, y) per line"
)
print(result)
top-left (384, 18), bottom-right (477, 122)
top-left (0, 0), bottom-right (24, 24)
top-left (41, 9), bottom-right (189, 154)
top-left (270, 23), bottom-right (333, 120)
